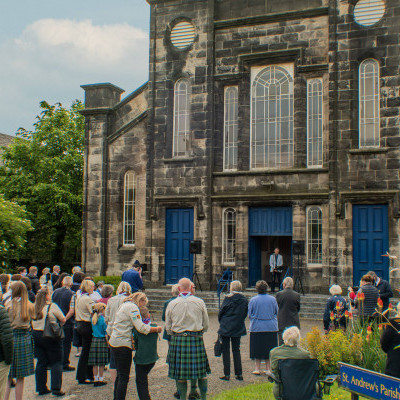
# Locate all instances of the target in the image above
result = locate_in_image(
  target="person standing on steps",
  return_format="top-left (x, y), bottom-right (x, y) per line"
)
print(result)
top-left (269, 248), bottom-right (283, 293)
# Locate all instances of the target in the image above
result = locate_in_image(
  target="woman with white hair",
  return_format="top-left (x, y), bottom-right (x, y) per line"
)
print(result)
top-left (322, 284), bottom-right (348, 333)
top-left (218, 280), bottom-right (248, 381)
top-left (269, 326), bottom-right (311, 399)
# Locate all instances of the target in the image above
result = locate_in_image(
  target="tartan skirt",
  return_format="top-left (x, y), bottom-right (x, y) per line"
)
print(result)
top-left (9, 329), bottom-right (35, 378)
top-left (88, 337), bottom-right (110, 366)
top-left (167, 332), bottom-right (211, 380)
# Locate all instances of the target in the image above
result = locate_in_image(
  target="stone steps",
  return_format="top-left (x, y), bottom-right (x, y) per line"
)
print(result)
top-left (145, 288), bottom-right (328, 320)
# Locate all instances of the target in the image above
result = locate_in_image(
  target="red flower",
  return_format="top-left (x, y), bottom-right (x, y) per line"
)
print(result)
top-left (357, 292), bottom-right (365, 301)
top-left (330, 311), bottom-right (335, 321)
top-left (336, 301), bottom-right (341, 310)
top-left (367, 325), bottom-right (372, 334)
top-left (366, 334), bottom-right (370, 342)
top-left (345, 310), bottom-right (349, 318)
top-left (389, 303), bottom-right (393, 311)
top-left (377, 298), bottom-right (383, 309)
top-left (378, 324), bottom-right (383, 332)
top-left (349, 312), bottom-right (353, 320)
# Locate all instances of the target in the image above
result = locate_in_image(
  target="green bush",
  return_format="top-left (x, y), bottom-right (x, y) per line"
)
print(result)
top-left (93, 275), bottom-right (121, 290)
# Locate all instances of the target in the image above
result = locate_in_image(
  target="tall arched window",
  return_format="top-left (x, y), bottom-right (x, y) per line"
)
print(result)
top-left (173, 78), bottom-right (191, 157)
top-left (307, 206), bottom-right (322, 264)
top-left (251, 65), bottom-right (293, 169)
top-left (359, 59), bottom-right (380, 148)
top-left (307, 79), bottom-right (323, 167)
top-left (222, 208), bottom-right (236, 264)
top-left (123, 172), bottom-right (135, 245)
top-left (224, 87), bottom-right (238, 171)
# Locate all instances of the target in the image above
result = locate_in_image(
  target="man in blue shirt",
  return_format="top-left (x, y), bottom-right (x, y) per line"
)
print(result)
top-left (121, 261), bottom-right (143, 293)
top-left (269, 248), bottom-right (283, 293)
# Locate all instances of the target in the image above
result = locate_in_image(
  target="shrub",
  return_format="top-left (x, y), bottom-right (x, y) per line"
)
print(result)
top-left (93, 275), bottom-right (121, 289)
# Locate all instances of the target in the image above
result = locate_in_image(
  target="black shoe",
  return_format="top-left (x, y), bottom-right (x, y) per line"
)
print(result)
top-left (94, 381), bottom-right (107, 387)
top-left (174, 392), bottom-right (180, 399)
top-left (63, 365), bottom-right (75, 371)
top-left (52, 391), bottom-right (65, 397)
top-left (10, 379), bottom-right (16, 388)
top-left (235, 375), bottom-right (243, 381)
top-left (78, 380), bottom-right (93, 385)
top-left (219, 376), bottom-right (230, 381)
top-left (188, 392), bottom-right (200, 400)
top-left (38, 389), bottom-right (51, 395)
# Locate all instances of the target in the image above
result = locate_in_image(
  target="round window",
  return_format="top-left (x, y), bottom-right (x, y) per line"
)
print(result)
top-left (353, 0), bottom-right (385, 27)
top-left (170, 21), bottom-right (195, 50)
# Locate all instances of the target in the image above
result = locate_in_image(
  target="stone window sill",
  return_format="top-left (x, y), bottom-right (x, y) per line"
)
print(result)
top-left (163, 157), bottom-right (194, 163)
top-left (349, 147), bottom-right (388, 155)
top-left (118, 245), bottom-right (136, 253)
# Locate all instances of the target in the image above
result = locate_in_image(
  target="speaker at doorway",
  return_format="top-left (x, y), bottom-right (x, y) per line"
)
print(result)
top-left (189, 240), bottom-right (202, 254)
top-left (292, 240), bottom-right (305, 255)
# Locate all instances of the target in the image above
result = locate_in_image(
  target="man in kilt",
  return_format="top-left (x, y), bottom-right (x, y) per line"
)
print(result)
top-left (166, 278), bottom-right (210, 400)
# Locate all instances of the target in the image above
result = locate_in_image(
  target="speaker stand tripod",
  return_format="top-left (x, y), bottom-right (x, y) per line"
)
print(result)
top-left (294, 253), bottom-right (305, 295)
top-left (192, 253), bottom-right (203, 291)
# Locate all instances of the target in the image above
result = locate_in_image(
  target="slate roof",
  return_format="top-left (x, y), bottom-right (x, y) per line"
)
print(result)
top-left (0, 133), bottom-right (14, 147)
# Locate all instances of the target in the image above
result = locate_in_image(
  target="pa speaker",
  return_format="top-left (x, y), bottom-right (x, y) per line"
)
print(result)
top-left (189, 240), bottom-right (202, 254)
top-left (292, 240), bottom-right (305, 255)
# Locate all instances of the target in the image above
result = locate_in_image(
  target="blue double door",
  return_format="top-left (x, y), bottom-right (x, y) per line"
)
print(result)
top-left (353, 204), bottom-right (389, 284)
top-left (165, 208), bottom-right (194, 284)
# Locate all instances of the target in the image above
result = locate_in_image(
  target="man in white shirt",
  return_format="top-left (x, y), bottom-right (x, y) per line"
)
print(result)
top-left (166, 278), bottom-right (210, 400)
top-left (269, 248), bottom-right (283, 293)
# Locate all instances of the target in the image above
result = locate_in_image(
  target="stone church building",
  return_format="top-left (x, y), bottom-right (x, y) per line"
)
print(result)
top-left (81, 0), bottom-right (400, 293)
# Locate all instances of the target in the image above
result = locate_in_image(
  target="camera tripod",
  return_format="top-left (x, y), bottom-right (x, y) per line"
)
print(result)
top-left (192, 253), bottom-right (203, 291)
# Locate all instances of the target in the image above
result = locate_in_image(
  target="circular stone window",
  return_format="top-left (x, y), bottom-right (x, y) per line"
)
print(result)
top-left (354, 0), bottom-right (385, 27)
top-left (170, 21), bottom-right (196, 50)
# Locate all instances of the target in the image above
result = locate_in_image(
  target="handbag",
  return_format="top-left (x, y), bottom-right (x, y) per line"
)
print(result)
top-left (214, 335), bottom-right (222, 357)
top-left (43, 304), bottom-right (65, 341)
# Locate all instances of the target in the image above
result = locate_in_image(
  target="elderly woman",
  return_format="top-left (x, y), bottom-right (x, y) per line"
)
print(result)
top-left (98, 284), bottom-right (114, 305)
top-left (248, 280), bottom-right (278, 374)
top-left (218, 280), bottom-right (248, 381)
top-left (323, 284), bottom-right (348, 333)
top-left (380, 302), bottom-right (400, 378)
top-left (269, 326), bottom-right (311, 399)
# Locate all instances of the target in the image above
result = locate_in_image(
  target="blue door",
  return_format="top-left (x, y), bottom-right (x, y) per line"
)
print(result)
top-left (353, 204), bottom-right (389, 284)
top-left (248, 207), bottom-right (292, 286)
top-left (165, 208), bottom-right (194, 284)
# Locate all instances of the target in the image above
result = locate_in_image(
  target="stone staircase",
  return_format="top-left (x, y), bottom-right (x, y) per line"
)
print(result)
top-left (145, 288), bottom-right (328, 320)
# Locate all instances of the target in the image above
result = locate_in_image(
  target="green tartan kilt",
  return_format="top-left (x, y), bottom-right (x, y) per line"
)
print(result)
top-left (167, 332), bottom-right (211, 380)
top-left (88, 337), bottom-right (110, 366)
top-left (9, 329), bottom-right (34, 378)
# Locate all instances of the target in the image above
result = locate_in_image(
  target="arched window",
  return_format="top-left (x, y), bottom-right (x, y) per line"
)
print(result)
top-left (359, 59), bottom-right (380, 148)
top-left (223, 86), bottom-right (238, 171)
top-left (307, 79), bottom-right (323, 167)
top-left (251, 65), bottom-right (293, 169)
top-left (123, 172), bottom-right (135, 245)
top-left (173, 78), bottom-right (191, 157)
top-left (222, 208), bottom-right (236, 264)
top-left (307, 206), bottom-right (322, 264)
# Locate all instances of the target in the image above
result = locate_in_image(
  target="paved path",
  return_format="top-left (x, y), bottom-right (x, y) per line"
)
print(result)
top-left (20, 315), bottom-right (322, 400)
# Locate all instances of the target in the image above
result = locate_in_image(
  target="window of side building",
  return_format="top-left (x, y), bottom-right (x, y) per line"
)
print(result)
top-left (250, 64), bottom-right (294, 170)
top-left (173, 78), bottom-right (191, 157)
top-left (222, 208), bottom-right (236, 265)
top-left (307, 79), bottom-right (323, 168)
top-left (223, 86), bottom-right (239, 171)
top-left (123, 171), bottom-right (135, 246)
top-left (307, 206), bottom-right (322, 265)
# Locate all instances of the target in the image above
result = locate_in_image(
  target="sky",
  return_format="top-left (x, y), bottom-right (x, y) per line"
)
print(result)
top-left (0, 0), bottom-right (150, 135)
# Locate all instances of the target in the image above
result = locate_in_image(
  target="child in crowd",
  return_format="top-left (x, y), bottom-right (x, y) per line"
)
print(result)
top-left (133, 306), bottom-right (159, 400)
top-left (88, 303), bottom-right (109, 386)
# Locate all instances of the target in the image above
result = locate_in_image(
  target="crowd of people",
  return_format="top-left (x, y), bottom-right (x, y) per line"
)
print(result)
top-left (0, 262), bottom-right (398, 400)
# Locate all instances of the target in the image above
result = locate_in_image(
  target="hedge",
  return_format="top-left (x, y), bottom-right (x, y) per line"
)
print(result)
top-left (93, 276), bottom-right (122, 290)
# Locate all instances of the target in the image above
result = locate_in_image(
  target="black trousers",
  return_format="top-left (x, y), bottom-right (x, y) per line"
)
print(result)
top-left (62, 324), bottom-right (73, 368)
top-left (271, 271), bottom-right (282, 293)
top-left (135, 363), bottom-right (155, 400)
top-left (221, 336), bottom-right (242, 377)
top-left (111, 346), bottom-right (133, 400)
top-left (76, 321), bottom-right (93, 382)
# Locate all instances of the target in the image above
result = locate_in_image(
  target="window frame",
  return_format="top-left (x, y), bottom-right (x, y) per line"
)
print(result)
top-left (222, 207), bottom-right (236, 265)
top-left (306, 206), bottom-right (323, 266)
top-left (223, 86), bottom-right (239, 171)
top-left (123, 171), bottom-right (135, 246)
top-left (173, 78), bottom-right (191, 157)
top-left (359, 59), bottom-right (380, 148)
top-left (307, 78), bottom-right (324, 168)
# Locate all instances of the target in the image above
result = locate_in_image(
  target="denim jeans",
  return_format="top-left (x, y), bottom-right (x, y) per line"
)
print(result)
top-left (111, 346), bottom-right (133, 400)
top-left (32, 330), bottom-right (63, 393)
top-left (221, 336), bottom-right (242, 377)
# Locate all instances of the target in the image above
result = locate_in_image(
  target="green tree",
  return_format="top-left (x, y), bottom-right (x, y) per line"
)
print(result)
top-left (0, 100), bottom-right (84, 267)
top-left (0, 194), bottom-right (33, 268)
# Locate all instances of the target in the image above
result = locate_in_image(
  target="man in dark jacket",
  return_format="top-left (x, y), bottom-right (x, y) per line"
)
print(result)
top-left (275, 277), bottom-right (300, 344)
top-left (0, 304), bottom-right (13, 397)
top-left (53, 276), bottom-right (75, 371)
top-left (368, 270), bottom-right (393, 311)
top-left (27, 266), bottom-right (41, 294)
top-left (218, 280), bottom-right (248, 381)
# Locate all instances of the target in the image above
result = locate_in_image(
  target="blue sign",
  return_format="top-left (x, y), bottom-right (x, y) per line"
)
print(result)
top-left (339, 363), bottom-right (400, 400)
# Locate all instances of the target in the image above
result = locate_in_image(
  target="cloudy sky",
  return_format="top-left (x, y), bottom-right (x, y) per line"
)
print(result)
top-left (1, 0), bottom-right (150, 135)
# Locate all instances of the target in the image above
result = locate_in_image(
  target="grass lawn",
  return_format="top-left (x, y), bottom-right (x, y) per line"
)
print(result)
top-left (211, 382), bottom-right (352, 400)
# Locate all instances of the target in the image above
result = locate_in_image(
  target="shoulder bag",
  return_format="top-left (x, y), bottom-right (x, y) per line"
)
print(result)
top-left (43, 304), bottom-right (65, 341)
top-left (214, 334), bottom-right (222, 357)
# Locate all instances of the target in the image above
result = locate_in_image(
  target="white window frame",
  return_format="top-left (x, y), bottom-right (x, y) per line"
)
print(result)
top-left (222, 208), bottom-right (236, 265)
top-left (359, 59), bottom-right (380, 148)
top-left (223, 86), bottom-right (239, 171)
top-left (306, 206), bottom-right (322, 265)
top-left (250, 64), bottom-right (294, 170)
top-left (123, 172), bottom-right (135, 246)
top-left (307, 79), bottom-right (323, 168)
top-left (173, 78), bottom-right (191, 157)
